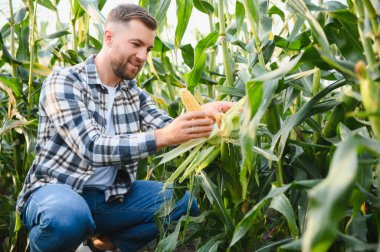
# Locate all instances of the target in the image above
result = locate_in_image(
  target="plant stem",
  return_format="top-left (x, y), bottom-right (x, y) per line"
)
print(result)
top-left (276, 160), bottom-right (284, 185)
top-left (322, 103), bottom-right (345, 138)
top-left (312, 68), bottom-right (321, 143)
top-left (263, 101), bottom-right (284, 185)
top-left (161, 53), bottom-right (175, 101)
top-left (11, 134), bottom-right (20, 183)
top-left (242, 0), bottom-right (265, 67)
top-left (27, 1), bottom-right (37, 117)
top-left (208, 5), bottom-right (216, 99)
top-left (354, 0), bottom-right (377, 71)
top-left (218, 0), bottom-right (234, 87)
top-left (8, 0), bottom-right (17, 78)
top-left (208, 48), bottom-right (216, 99)
top-left (363, 0), bottom-right (378, 33)
top-left (70, 0), bottom-right (77, 53)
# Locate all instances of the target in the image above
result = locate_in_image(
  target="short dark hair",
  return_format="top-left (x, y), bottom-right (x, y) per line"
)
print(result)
top-left (106, 4), bottom-right (157, 30)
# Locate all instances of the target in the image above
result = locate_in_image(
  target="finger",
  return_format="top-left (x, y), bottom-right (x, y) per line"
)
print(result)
top-left (187, 131), bottom-right (212, 139)
top-left (182, 111), bottom-right (208, 120)
top-left (187, 118), bottom-right (214, 127)
top-left (220, 102), bottom-right (235, 113)
top-left (186, 125), bottom-right (214, 135)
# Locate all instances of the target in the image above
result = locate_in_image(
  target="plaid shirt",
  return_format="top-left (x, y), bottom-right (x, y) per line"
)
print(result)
top-left (16, 55), bottom-right (173, 215)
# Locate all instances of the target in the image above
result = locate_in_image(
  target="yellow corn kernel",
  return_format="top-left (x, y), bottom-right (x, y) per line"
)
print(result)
top-left (179, 88), bottom-right (202, 112)
top-left (215, 113), bottom-right (224, 128)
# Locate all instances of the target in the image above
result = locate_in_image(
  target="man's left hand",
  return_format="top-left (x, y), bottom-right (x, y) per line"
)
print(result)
top-left (201, 101), bottom-right (235, 122)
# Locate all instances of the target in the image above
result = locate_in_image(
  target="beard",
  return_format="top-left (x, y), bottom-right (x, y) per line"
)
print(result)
top-left (111, 56), bottom-right (143, 80)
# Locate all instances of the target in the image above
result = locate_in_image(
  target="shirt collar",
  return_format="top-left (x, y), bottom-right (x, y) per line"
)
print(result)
top-left (85, 54), bottom-right (136, 91)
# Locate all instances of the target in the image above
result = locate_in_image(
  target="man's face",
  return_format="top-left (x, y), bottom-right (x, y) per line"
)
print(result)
top-left (108, 19), bottom-right (155, 80)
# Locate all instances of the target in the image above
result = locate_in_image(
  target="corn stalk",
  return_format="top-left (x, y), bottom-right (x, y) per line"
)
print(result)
top-left (27, 0), bottom-right (37, 117)
top-left (8, 0), bottom-right (17, 78)
top-left (218, 0), bottom-right (234, 87)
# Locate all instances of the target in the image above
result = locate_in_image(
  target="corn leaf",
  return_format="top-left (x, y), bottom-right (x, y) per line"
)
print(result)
top-left (156, 211), bottom-right (209, 252)
top-left (253, 53), bottom-right (303, 82)
top-left (287, 0), bottom-right (332, 55)
top-left (197, 172), bottom-right (234, 234)
top-left (175, 0), bottom-right (193, 49)
top-left (214, 85), bottom-right (245, 98)
top-left (0, 119), bottom-right (36, 135)
top-left (243, 0), bottom-right (260, 27)
top-left (180, 145), bottom-right (216, 182)
top-left (156, 138), bottom-right (207, 165)
top-left (235, 1), bottom-right (245, 32)
top-left (22, 62), bottom-right (52, 76)
top-left (163, 144), bottom-right (204, 188)
top-left (193, 0), bottom-right (214, 14)
top-left (77, 0), bottom-right (105, 26)
top-left (139, 0), bottom-right (171, 28)
top-left (269, 193), bottom-right (298, 238)
top-left (197, 234), bottom-right (224, 252)
top-left (14, 7), bottom-right (27, 24)
top-left (271, 78), bottom-right (347, 158)
top-left (37, 0), bottom-right (57, 11)
top-left (185, 31), bottom-right (219, 91)
top-left (230, 183), bottom-right (292, 247)
top-left (302, 135), bottom-right (380, 252)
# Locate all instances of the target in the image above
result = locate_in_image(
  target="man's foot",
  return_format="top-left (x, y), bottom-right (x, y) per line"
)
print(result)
top-left (85, 235), bottom-right (117, 252)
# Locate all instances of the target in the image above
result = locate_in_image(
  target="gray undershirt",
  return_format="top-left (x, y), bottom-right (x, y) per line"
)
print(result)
top-left (84, 84), bottom-right (118, 189)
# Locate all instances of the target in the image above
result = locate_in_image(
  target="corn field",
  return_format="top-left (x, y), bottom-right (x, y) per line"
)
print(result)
top-left (1, 0), bottom-right (380, 251)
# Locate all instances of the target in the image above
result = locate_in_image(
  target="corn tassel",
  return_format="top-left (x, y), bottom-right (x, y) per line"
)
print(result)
top-left (179, 88), bottom-right (202, 112)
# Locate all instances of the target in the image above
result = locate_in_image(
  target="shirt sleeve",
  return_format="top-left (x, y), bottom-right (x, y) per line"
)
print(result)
top-left (138, 88), bottom-right (174, 131)
top-left (40, 69), bottom-right (158, 167)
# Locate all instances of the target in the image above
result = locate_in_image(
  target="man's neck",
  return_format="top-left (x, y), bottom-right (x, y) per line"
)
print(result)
top-left (94, 51), bottom-right (121, 87)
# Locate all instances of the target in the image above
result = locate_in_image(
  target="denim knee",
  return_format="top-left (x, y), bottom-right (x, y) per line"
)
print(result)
top-left (25, 202), bottom-right (95, 252)
top-left (38, 203), bottom-right (95, 247)
top-left (23, 185), bottom-right (95, 251)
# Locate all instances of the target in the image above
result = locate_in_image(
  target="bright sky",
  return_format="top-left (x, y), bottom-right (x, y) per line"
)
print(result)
top-left (0, 0), bottom-right (349, 52)
top-left (0, 0), bottom-right (210, 46)
top-left (1, 0), bottom-right (348, 46)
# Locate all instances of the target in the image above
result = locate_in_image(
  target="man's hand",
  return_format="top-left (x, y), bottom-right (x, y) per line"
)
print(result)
top-left (155, 111), bottom-right (214, 149)
top-left (201, 101), bottom-right (235, 121)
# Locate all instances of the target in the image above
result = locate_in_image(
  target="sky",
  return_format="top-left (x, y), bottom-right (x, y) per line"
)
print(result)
top-left (0, 0), bottom-right (348, 46)
top-left (0, 0), bottom-right (211, 46)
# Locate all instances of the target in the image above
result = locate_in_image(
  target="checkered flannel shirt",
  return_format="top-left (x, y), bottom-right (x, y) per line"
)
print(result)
top-left (16, 55), bottom-right (173, 215)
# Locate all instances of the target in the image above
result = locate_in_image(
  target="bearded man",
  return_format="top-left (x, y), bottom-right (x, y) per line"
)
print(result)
top-left (17, 4), bottom-right (233, 252)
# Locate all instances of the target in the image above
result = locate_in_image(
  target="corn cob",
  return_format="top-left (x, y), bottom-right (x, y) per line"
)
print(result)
top-left (179, 88), bottom-right (202, 112)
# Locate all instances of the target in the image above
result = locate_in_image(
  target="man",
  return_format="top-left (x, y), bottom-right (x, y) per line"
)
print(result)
top-left (17, 4), bottom-right (233, 252)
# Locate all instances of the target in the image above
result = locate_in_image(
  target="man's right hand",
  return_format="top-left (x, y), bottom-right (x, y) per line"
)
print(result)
top-left (155, 111), bottom-right (214, 149)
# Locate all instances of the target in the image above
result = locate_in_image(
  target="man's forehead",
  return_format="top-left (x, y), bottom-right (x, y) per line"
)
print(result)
top-left (107, 19), bottom-right (153, 32)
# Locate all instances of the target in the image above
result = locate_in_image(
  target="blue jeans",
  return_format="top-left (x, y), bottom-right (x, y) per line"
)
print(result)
top-left (21, 181), bottom-right (199, 252)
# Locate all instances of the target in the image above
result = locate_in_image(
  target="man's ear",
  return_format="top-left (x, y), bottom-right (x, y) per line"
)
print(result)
top-left (104, 29), bottom-right (113, 47)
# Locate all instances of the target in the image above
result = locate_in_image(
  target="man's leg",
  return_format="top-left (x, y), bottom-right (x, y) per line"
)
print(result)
top-left (82, 180), bottom-right (199, 252)
top-left (21, 184), bottom-right (95, 252)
